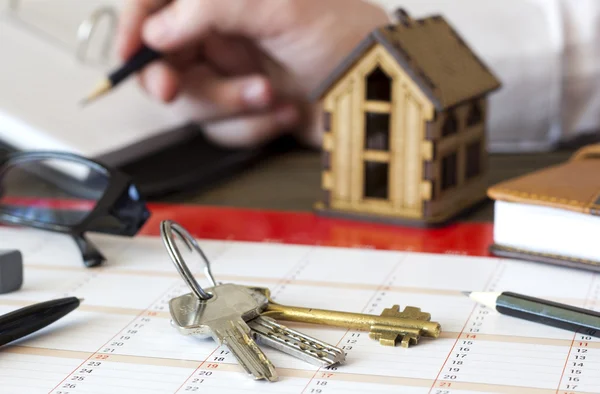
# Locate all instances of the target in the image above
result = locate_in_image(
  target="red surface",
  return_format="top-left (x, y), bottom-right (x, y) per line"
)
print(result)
top-left (1, 197), bottom-right (94, 210)
top-left (1, 197), bottom-right (495, 256)
top-left (141, 203), bottom-right (495, 257)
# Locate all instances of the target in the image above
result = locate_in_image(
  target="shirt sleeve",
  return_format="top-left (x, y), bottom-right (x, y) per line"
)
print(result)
top-left (365, 0), bottom-right (600, 153)
top-left (557, 0), bottom-right (600, 141)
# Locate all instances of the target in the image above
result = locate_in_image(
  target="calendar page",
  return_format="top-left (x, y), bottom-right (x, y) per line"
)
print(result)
top-left (0, 226), bottom-right (596, 394)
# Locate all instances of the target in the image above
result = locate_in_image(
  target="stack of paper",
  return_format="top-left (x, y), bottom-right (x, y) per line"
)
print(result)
top-left (0, 0), bottom-right (184, 163)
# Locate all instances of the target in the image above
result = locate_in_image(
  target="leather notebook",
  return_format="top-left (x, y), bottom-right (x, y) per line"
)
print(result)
top-left (487, 144), bottom-right (600, 272)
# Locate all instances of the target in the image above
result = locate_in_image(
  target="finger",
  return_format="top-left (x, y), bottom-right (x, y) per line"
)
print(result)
top-left (137, 60), bottom-right (180, 102)
top-left (201, 103), bottom-right (300, 148)
top-left (141, 0), bottom-right (289, 52)
top-left (163, 44), bottom-right (203, 71)
top-left (169, 65), bottom-right (276, 121)
top-left (116, 0), bottom-right (170, 60)
top-left (201, 34), bottom-right (262, 76)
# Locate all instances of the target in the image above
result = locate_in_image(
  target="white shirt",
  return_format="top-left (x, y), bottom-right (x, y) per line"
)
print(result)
top-left (370, 0), bottom-right (600, 153)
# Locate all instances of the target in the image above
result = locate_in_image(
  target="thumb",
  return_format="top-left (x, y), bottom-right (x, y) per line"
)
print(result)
top-left (141, 0), bottom-right (289, 51)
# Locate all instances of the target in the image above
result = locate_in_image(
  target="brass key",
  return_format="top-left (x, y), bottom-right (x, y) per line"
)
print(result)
top-left (248, 287), bottom-right (441, 348)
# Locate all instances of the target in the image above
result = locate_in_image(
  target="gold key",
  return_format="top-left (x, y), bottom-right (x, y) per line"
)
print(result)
top-left (248, 287), bottom-right (441, 348)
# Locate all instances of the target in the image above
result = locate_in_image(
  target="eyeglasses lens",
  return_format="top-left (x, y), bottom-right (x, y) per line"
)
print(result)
top-left (0, 158), bottom-right (110, 227)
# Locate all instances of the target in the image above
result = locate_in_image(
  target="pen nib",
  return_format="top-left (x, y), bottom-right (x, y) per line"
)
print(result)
top-left (80, 79), bottom-right (112, 107)
top-left (461, 291), bottom-right (471, 297)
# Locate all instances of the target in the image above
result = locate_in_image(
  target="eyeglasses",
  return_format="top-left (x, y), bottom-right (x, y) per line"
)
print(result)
top-left (0, 151), bottom-right (151, 267)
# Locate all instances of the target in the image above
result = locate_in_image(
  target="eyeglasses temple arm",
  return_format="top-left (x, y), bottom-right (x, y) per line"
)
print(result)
top-left (72, 234), bottom-right (105, 267)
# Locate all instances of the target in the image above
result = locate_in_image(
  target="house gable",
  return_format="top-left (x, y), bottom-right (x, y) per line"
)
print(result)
top-left (315, 35), bottom-right (379, 106)
top-left (322, 43), bottom-right (435, 118)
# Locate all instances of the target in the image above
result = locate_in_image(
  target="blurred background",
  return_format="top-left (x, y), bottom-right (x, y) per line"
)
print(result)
top-left (0, 0), bottom-right (599, 219)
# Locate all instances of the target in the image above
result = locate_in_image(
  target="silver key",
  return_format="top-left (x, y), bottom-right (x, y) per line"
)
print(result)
top-left (248, 315), bottom-right (345, 367)
top-left (169, 284), bottom-right (278, 381)
top-left (161, 220), bottom-right (279, 382)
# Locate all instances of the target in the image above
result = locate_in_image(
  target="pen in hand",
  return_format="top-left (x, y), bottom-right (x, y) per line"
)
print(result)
top-left (0, 297), bottom-right (83, 347)
top-left (81, 45), bottom-right (162, 106)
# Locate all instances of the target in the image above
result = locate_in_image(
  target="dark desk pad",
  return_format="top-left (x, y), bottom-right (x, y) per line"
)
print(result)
top-left (0, 123), bottom-right (300, 200)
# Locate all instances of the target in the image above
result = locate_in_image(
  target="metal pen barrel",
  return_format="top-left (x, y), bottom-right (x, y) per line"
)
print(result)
top-left (497, 292), bottom-right (600, 337)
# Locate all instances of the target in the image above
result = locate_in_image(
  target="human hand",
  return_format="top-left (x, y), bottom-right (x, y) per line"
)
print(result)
top-left (116, 0), bottom-right (390, 148)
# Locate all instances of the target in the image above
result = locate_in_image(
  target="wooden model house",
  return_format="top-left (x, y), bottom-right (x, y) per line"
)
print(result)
top-left (311, 9), bottom-right (501, 226)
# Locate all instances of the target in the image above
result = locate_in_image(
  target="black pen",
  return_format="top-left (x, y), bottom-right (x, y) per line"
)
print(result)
top-left (0, 297), bottom-right (83, 347)
top-left (464, 291), bottom-right (600, 337)
top-left (81, 45), bottom-right (162, 105)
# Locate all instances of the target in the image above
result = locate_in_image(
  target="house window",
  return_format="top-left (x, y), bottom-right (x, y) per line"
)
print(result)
top-left (364, 161), bottom-right (389, 199)
top-left (366, 66), bottom-right (391, 101)
top-left (441, 152), bottom-right (457, 190)
top-left (323, 111), bottom-right (331, 131)
top-left (467, 101), bottom-right (482, 127)
top-left (322, 152), bottom-right (331, 170)
top-left (365, 112), bottom-right (389, 150)
top-left (442, 112), bottom-right (458, 137)
top-left (466, 140), bottom-right (482, 179)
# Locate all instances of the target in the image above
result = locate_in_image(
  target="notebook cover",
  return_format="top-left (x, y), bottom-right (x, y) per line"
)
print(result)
top-left (487, 143), bottom-right (600, 270)
top-left (487, 143), bottom-right (600, 215)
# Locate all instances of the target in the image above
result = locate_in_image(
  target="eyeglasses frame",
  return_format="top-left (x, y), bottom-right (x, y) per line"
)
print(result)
top-left (0, 150), bottom-right (150, 267)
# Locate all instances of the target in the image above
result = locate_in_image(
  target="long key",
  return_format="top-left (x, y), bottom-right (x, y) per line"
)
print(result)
top-left (248, 286), bottom-right (441, 348)
top-left (161, 220), bottom-right (279, 381)
top-left (169, 283), bottom-right (279, 381)
top-left (248, 315), bottom-right (345, 367)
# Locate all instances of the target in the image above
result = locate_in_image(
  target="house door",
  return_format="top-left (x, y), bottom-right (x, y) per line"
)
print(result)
top-left (361, 66), bottom-right (392, 202)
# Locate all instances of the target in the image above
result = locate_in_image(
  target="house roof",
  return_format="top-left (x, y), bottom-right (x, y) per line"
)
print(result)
top-left (310, 10), bottom-right (502, 110)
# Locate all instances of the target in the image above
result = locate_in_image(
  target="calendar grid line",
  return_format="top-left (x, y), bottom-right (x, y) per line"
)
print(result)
top-left (555, 274), bottom-right (598, 394)
top-left (300, 254), bottom-right (408, 394)
top-left (46, 281), bottom-right (182, 394)
top-left (427, 260), bottom-right (504, 393)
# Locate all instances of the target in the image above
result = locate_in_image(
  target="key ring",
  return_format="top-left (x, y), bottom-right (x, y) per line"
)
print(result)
top-left (160, 220), bottom-right (216, 301)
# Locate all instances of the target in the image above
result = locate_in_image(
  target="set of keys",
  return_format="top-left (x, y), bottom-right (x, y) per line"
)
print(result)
top-left (160, 220), bottom-right (442, 382)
